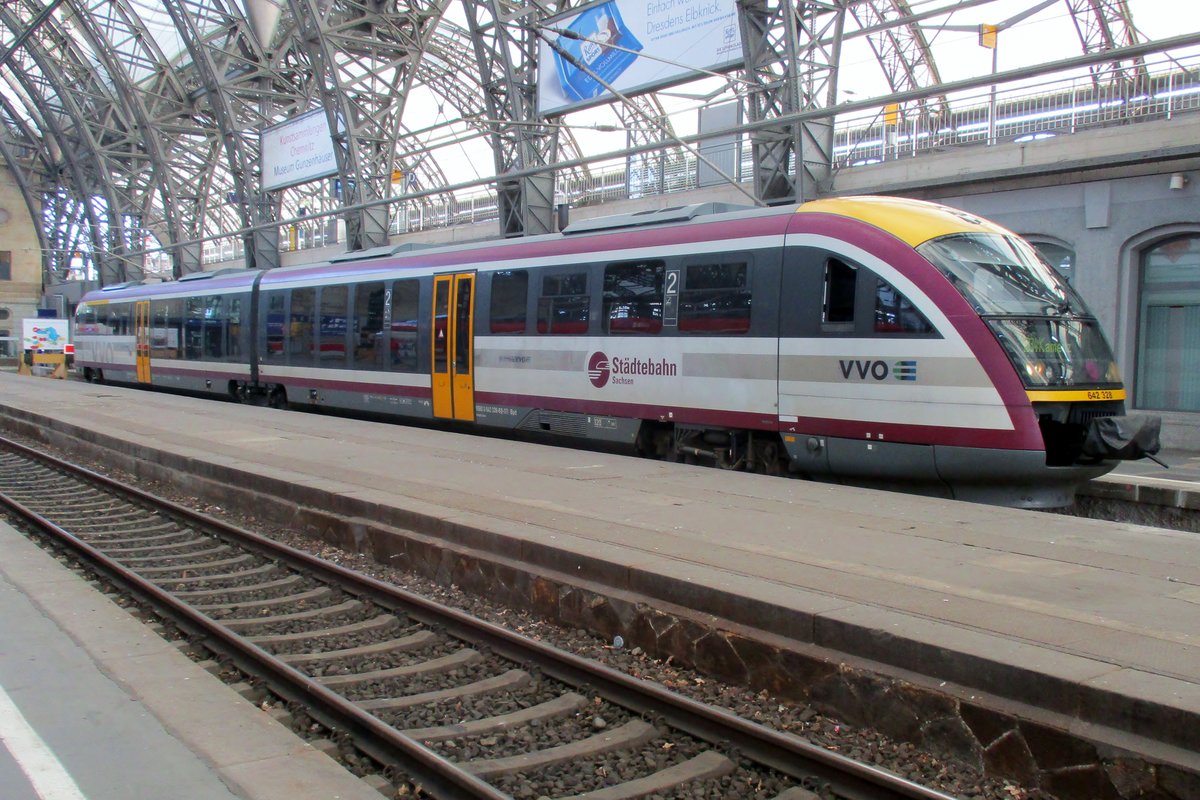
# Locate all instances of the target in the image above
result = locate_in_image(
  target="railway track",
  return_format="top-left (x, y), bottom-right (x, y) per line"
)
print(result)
top-left (0, 435), bottom-right (957, 800)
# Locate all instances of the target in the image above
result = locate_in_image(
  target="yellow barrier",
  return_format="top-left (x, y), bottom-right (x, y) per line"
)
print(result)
top-left (18, 352), bottom-right (69, 380)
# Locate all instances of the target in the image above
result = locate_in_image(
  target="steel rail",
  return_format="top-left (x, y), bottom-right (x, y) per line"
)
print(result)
top-left (0, 440), bottom-right (507, 800)
top-left (0, 434), bottom-right (957, 800)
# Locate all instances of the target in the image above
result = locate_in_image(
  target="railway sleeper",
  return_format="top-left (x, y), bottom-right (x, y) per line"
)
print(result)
top-left (317, 648), bottom-right (483, 687)
top-left (462, 718), bottom-right (659, 779)
top-left (403, 692), bottom-right (589, 743)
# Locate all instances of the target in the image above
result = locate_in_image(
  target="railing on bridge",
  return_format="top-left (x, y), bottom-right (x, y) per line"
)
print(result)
top-left (833, 52), bottom-right (1200, 167)
top-left (203, 53), bottom-right (1200, 264)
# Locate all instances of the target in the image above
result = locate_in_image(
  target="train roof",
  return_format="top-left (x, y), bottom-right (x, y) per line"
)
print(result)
top-left (79, 267), bottom-right (262, 304)
top-left (255, 201), bottom-right (796, 287)
top-left (799, 196), bottom-right (1013, 247)
top-left (77, 196), bottom-right (1016, 305)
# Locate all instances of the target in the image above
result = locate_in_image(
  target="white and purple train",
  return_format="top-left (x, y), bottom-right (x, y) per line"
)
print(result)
top-left (74, 196), bottom-right (1159, 507)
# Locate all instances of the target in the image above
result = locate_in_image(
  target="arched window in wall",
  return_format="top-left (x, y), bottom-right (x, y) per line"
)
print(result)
top-left (1137, 234), bottom-right (1200, 412)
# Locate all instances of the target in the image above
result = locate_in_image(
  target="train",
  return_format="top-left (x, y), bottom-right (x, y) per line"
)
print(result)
top-left (72, 195), bottom-right (1160, 507)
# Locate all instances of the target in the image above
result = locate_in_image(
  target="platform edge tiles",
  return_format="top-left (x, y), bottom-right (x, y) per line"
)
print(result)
top-left (0, 376), bottom-right (1198, 797)
top-left (0, 518), bottom-right (389, 800)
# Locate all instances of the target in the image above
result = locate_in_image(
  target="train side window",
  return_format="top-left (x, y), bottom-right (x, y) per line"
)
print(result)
top-left (538, 272), bottom-right (589, 334)
top-left (203, 295), bottom-right (224, 359)
top-left (874, 279), bottom-right (935, 334)
top-left (489, 270), bottom-right (528, 334)
top-left (228, 298), bottom-right (242, 359)
top-left (822, 258), bottom-right (857, 328)
top-left (353, 282), bottom-right (387, 370)
top-left (679, 262), bottom-right (751, 334)
top-left (604, 260), bottom-right (664, 334)
top-left (185, 297), bottom-right (204, 359)
top-left (108, 303), bottom-right (131, 336)
top-left (165, 298), bottom-right (183, 357)
top-left (290, 288), bottom-right (315, 364)
top-left (318, 285), bottom-right (348, 367)
top-left (264, 291), bottom-right (286, 361)
top-left (154, 299), bottom-right (182, 359)
top-left (390, 279), bottom-right (420, 373)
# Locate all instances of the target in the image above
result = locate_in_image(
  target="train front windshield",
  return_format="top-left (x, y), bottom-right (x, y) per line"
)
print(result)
top-left (918, 232), bottom-right (1121, 388)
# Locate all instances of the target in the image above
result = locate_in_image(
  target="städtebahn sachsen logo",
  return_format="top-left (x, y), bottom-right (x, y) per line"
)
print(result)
top-left (588, 351), bottom-right (611, 387)
top-left (588, 351), bottom-right (678, 388)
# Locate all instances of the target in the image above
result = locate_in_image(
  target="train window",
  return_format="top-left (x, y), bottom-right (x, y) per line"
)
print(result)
top-left (604, 261), bottom-right (664, 335)
top-left (538, 272), bottom-right (589, 334)
top-left (679, 262), bottom-right (751, 334)
top-left (823, 259), bottom-right (857, 325)
top-left (353, 282), bottom-right (387, 370)
top-left (153, 299), bottom-right (181, 358)
top-left (203, 296), bottom-right (225, 359)
top-left (0, 251), bottom-right (10, 281)
top-left (105, 303), bottom-right (127, 336)
top-left (433, 279), bottom-right (450, 374)
top-left (184, 297), bottom-right (204, 359)
top-left (118, 303), bottom-right (133, 335)
top-left (290, 288), bottom-right (315, 364)
top-left (490, 270), bottom-right (528, 334)
top-left (390, 279), bottom-right (419, 373)
top-left (874, 280), bottom-right (935, 334)
top-left (264, 291), bottom-right (286, 361)
top-left (318, 285), bottom-right (348, 367)
top-left (228, 298), bottom-right (242, 359)
top-left (455, 278), bottom-right (473, 372)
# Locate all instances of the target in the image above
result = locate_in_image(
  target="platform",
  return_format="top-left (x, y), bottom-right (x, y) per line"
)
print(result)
top-left (0, 373), bottom-right (1197, 797)
top-left (0, 515), bottom-right (384, 800)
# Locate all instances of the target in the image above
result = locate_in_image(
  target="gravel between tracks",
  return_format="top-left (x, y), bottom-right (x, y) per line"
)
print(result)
top-left (14, 439), bottom-right (1054, 800)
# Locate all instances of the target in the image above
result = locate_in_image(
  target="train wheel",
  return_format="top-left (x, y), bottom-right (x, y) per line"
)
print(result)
top-left (267, 386), bottom-right (288, 409)
top-left (753, 436), bottom-right (787, 476)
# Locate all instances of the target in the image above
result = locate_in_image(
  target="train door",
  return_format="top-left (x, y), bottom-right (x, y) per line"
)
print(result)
top-left (431, 272), bottom-right (476, 421)
top-left (134, 300), bottom-right (151, 383)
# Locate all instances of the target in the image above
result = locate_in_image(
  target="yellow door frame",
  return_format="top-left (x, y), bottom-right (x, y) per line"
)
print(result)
top-left (134, 300), bottom-right (152, 383)
top-left (431, 272), bottom-right (476, 421)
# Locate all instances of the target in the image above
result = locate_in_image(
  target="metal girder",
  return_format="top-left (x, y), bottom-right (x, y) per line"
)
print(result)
top-left (159, 0), bottom-right (305, 272)
top-left (0, 102), bottom-right (54, 287)
top-left (1064, 0), bottom-right (1147, 88)
top-left (848, 0), bottom-right (946, 125)
top-left (739, 0), bottom-right (846, 204)
top-left (463, 0), bottom-right (559, 238)
top-left (0, 1), bottom-right (140, 285)
top-left (1, 92), bottom-right (92, 286)
top-left (289, 0), bottom-right (450, 251)
top-left (59, 0), bottom-right (208, 278)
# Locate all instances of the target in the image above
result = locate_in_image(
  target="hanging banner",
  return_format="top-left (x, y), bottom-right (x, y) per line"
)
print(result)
top-left (537, 0), bottom-right (743, 116)
top-left (261, 109), bottom-right (339, 192)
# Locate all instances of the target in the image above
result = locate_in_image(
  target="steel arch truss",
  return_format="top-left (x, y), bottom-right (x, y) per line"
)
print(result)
top-left (463, 0), bottom-right (561, 237)
top-left (739, 0), bottom-right (846, 204)
top-left (59, 0), bottom-right (208, 278)
top-left (1065, 0), bottom-right (1147, 88)
top-left (1, 0), bottom-right (158, 285)
top-left (848, 0), bottom-right (946, 127)
top-left (289, 0), bottom-right (452, 250)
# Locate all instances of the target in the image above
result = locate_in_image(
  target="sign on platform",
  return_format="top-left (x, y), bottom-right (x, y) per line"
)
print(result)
top-left (22, 318), bottom-right (71, 352)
